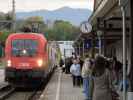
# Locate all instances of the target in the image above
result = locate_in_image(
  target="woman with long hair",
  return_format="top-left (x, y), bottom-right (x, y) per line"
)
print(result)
top-left (82, 57), bottom-right (93, 100)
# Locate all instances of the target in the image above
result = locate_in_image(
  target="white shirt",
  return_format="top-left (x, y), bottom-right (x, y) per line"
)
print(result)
top-left (70, 64), bottom-right (81, 76)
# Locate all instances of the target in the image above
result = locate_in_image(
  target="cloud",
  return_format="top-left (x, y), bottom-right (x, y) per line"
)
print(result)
top-left (0, 0), bottom-right (94, 12)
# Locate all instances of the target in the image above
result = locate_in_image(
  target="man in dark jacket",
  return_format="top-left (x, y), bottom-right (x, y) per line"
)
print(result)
top-left (112, 56), bottom-right (122, 84)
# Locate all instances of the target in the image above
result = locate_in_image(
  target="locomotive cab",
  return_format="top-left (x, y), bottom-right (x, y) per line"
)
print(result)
top-left (5, 33), bottom-right (48, 86)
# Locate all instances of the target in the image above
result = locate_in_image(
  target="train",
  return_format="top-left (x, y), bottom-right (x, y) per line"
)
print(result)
top-left (4, 33), bottom-right (60, 87)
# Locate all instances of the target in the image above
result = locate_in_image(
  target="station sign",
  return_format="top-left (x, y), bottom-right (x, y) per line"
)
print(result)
top-left (83, 39), bottom-right (103, 49)
top-left (84, 39), bottom-right (92, 49)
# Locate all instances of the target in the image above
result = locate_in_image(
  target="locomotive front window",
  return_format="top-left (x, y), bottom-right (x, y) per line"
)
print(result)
top-left (12, 39), bottom-right (38, 57)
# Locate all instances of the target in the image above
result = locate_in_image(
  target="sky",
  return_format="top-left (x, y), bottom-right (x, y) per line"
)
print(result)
top-left (0, 0), bottom-right (94, 12)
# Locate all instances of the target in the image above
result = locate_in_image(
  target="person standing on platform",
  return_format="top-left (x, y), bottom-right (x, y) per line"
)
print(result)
top-left (77, 55), bottom-right (84, 69)
top-left (65, 57), bottom-right (72, 74)
top-left (70, 59), bottom-right (81, 87)
top-left (59, 58), bottom-right (64, 68)
top-left (112, 56), bottom-right (122, 85)
top-left (82, 56), bottom-right (93, 100)
top-left (59, 58), bottom-right (64, 72)
top-left (92, 55), bottom-right (118, 100)
top-left (77, 55), bottom-right (84, 85)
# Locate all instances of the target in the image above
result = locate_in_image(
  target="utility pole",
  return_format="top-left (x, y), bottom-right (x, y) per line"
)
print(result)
top-left (12, 0), bottom-right (16, 32)
top-left (121, 6), bottom-right (126, 100)
top-left (0, 0), bottom-right (15, 30)
top-left (130, 0), bottom-right (133, 92)
top-left (119, 0), bottom-right (127, 100)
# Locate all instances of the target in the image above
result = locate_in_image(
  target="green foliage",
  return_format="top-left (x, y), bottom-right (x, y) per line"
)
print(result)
top-left (0, 12), bottom-right (5, 20)
top-left (0, 31), bottom-right (11, 42)
top-left (25, 16), bottom-right (44, 23)
top-left (5, 12), bottom-right (13, 20)
top-left (45, 20), bottom-right (80, 41)
top-left (0, 13), bottom-right (80, 41)
top-left (15, 20), bottom-right (25, 31)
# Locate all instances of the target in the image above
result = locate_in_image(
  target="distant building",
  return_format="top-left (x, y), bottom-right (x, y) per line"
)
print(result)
top-left (58, 41), bottom-right (74, 58)
top-left (45, 20), bottom-right (54, 29)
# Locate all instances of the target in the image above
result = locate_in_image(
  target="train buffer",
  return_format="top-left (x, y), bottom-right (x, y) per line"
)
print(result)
top-left (39, 67), bottom-right (84, 100)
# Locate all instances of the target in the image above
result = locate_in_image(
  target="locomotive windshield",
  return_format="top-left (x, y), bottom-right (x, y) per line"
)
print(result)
top-left (12, 39), bottom-right (38, 57)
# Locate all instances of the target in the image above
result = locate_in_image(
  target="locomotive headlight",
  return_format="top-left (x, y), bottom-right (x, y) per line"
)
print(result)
top-left (37, 59), bottom-right (43, 67)
top-left (22, 49), bottom-right (27, 54)
top-left (7, 60), bottom-right (11, 67)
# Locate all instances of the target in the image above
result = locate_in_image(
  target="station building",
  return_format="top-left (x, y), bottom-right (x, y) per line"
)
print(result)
top-left (74, 0), bottom-right (133, 92)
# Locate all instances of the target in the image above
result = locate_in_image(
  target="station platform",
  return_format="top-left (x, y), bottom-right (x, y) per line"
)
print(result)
top-left (39, 68), bottom-right (84, 100)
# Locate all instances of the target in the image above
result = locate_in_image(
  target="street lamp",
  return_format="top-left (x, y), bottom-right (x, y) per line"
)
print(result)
top-left (97, 30), bottom-right (103, 55)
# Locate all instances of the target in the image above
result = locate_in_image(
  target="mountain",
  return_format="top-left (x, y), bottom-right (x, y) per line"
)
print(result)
top-left (16, 7), bottom-right (92, 26)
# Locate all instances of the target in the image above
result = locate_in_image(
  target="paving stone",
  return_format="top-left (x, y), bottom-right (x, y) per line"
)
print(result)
top-left (39, 68), bottom-right (84, 100)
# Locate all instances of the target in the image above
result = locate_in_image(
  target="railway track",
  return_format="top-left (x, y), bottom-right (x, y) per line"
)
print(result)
top-left (28, 71), bottom-right (54, 100)
top-left (0, 72), bottom-right (54, 100)
top-left (0, 68), bottom-right (55, 100)
top-left (0, 83), bottom-right (46, 100)
top-left (0, 83), bottom-right (15, 100)
top-left (0, 83), bottom-right (10, 91)
top-left (5, 90), bottom-right (40, 100)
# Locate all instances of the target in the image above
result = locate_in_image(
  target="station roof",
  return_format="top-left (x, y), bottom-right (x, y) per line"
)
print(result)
top-left (89, 0), bottom-right (119, 25)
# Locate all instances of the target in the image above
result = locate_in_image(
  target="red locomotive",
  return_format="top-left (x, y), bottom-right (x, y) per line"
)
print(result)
top-left (5, 33), bottom-right (58, 87)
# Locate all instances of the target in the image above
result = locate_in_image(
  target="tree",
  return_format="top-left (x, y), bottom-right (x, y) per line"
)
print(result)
top-left (5, 12), bottom-right (12, 20)
top-left (26, 16), bottom-right (43, 22)
top-left (0, 12), bottom-right (5, 20)
top-left (0, 31), bottom-right (11, 46)
top-left (45, 20), bottom-right (80, 41)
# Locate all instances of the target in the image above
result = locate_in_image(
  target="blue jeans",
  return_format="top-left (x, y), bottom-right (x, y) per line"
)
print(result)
top-left (83, 77), bottom-right (91, 100)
